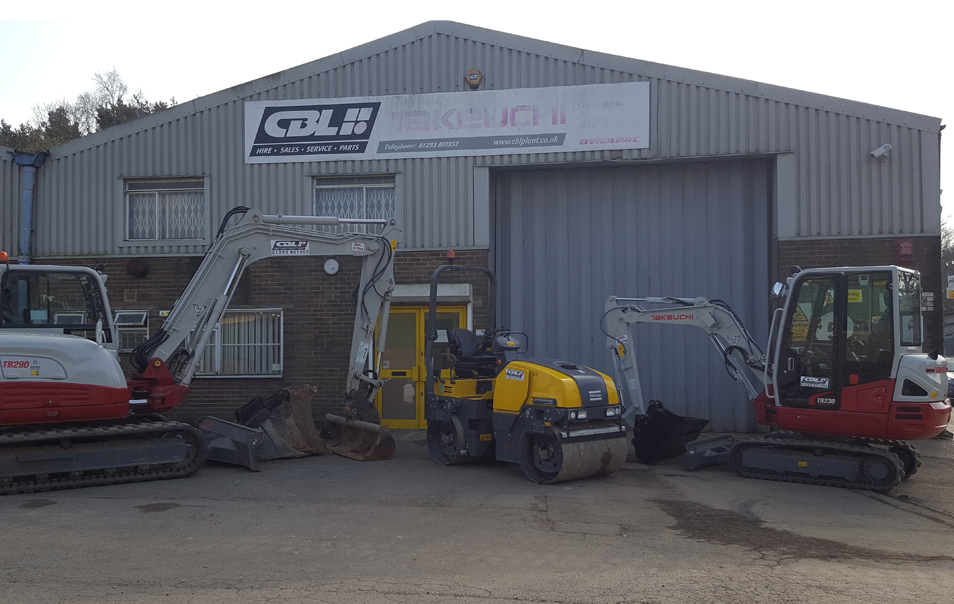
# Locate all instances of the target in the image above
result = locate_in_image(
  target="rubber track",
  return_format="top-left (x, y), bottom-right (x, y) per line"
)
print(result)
top-left (859, 438), bottom-right (920, 479)
top-left (765, 431), bottom-right (921, 479)
top-left (728, 437), bottom-right (904, 493)
top-left (0, 420), bottom-right (207, 496)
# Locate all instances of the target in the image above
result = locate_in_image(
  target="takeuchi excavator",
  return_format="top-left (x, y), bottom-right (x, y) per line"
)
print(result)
top-left (602, 266), bottom-right (952, 492)
top-left (0, 207), bottom-right (399, 494)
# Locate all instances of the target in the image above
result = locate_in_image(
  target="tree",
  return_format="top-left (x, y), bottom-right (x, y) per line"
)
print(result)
top-left (0, 70), bottom-right (174, 152)
top-left (943, 221), bottom-right (954, 313)
top-left (43, 106), bottom-right (82, 146)
top-left (96, 91), bottom-right (169, 131)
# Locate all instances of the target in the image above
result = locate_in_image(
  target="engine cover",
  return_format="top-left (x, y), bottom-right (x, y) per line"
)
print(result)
top-left (492, 358), bottom-right (619, 413)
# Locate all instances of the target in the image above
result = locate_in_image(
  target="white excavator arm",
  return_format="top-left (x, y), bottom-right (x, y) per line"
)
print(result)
top-left (130, 207), bottom-right (398, 412)
top-left (602, 296), bottom-right (769, 427)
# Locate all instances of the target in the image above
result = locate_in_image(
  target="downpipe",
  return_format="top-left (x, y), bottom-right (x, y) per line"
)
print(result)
top-left (13, 152), bottom-right (49, 265)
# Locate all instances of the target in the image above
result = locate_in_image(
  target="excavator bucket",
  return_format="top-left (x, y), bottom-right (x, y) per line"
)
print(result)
top-left (235, 386), bottom-right (330, 456)
top-left (631, 400), bottom-right (709, 464)
top-left (198, 386), bottom-right (330, 470)
top-left (319, 413), bottom-right (396, 461)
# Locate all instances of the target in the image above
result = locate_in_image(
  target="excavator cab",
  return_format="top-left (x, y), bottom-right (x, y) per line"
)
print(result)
top-left (766, 266), bottom-right (949, 441)
top-left (0, 265), bottom-right (115, 344)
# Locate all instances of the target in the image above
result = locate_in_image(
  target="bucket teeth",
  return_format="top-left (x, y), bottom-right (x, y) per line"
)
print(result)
top-left (320, 413), bottom-right (396, 461)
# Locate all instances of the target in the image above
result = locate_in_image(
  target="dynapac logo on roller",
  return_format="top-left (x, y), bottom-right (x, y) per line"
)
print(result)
top-left (251, 102), bottom-right (381, 157)
top-left (651, 314), bottom-right (694, 321)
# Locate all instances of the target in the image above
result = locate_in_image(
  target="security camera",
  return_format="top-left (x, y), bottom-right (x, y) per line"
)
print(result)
top-left (870, 143), bottom-right (892, 158)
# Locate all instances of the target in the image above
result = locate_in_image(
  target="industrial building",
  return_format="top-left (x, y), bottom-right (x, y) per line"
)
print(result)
top-left (1, 21), bottom-right (944, 432)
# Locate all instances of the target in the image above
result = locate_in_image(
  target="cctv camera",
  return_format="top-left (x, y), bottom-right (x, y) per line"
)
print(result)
top-left (870, 143), bottom-right (892, 158)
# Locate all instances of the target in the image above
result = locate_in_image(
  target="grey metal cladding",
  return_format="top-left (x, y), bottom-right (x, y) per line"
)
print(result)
top-left (495, 160), bottom-right (772, 432)
top-left (0, 149), bottom-right (21, 255)
top-left (24, 21), bottom-right (943, 257)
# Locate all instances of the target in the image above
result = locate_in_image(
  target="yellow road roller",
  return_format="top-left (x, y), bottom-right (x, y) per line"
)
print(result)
top-left (423, 264), bottom-right (628, 483)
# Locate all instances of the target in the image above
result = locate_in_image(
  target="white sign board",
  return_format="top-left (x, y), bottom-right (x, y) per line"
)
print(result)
top-left (244, 82), bottom-right (650, 163)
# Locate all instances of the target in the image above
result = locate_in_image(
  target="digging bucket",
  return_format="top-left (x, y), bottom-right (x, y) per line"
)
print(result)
top-left (631, 400), bottom-right (709, 464)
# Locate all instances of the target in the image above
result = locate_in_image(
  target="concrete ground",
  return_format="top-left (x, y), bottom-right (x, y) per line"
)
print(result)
top-left (2, 431), bottom-right (953, 604)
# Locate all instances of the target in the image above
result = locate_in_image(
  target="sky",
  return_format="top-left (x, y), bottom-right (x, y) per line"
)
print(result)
top-left (2, 1), bottom-right (951, 222)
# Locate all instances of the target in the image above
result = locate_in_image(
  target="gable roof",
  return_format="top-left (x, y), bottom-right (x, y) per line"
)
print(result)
top-left (50, 20), bottom-right (941, 158)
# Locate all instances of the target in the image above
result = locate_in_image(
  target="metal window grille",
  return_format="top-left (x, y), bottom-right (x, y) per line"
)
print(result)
top-left (196, 309), bottom-right (283, 377)
top-left (119, 328), bottom-right (149, 352)
top-left (313, 180), bottom-right (395, 234)
top-left (125, 180), bottom-right (205, 240)
top-left (114, 311), bottom-right (149, 352)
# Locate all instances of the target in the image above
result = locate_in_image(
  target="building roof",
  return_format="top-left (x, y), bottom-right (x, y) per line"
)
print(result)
top-left (50, 20), bottom-right (942, 158)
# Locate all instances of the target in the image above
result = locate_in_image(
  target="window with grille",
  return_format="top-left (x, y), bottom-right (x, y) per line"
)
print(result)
top-left (114, 311), bottom-right (148, 352)
top-left (313, 177), bottom-right (395, 233)
top-left (196, 309), bottom-right (283, 377)
top-left (125, 179), bottom-right (206, 241)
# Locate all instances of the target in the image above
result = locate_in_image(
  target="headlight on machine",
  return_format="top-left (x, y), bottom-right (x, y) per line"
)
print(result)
top-left (606, 406), bottom-right (621, 417)
top-left (577, 410), bottom-right (587, 420)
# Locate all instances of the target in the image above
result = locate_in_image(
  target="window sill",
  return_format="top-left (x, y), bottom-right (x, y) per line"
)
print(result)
top-left (194, 374), bottom-right (284, 379)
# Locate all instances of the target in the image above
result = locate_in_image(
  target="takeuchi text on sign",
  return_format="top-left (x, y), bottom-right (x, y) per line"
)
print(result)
top-left (244, 82), bottom-right (650, 163)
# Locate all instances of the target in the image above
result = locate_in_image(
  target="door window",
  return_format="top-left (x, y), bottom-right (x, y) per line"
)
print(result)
top-left (378, 307), bottom-right (466, 428)
top-left (380, 313), bottom-right (418, 421)
top-left (777, 275), bottom-right (839, 407)
top-left (843, 271), bottom-right (894, 384)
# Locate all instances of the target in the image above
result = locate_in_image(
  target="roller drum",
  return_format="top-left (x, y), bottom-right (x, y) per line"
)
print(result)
top-left (519, 429), bottom-right (627, 484)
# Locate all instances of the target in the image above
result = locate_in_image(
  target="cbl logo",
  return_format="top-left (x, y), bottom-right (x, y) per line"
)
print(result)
top-left (271, 240), bottom-right (311, 255)
top-left (254, 102), bottom-right (381, 143)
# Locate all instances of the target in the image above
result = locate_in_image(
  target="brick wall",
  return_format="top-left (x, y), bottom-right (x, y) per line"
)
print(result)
top-left (38, 250), bottom-right (491, 423)
top-left (775, 235), bottom-right (943, 352)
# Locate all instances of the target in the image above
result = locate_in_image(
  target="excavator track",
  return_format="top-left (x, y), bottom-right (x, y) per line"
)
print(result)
top-left (857, 438), bottom-right (920, 480)
top-left (728, 437), bottom-right (905, 493)
top-left (0, 419), bottom-right (207, 496)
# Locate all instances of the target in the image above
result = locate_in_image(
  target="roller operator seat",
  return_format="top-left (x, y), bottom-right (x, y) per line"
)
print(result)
top-left (447, 328), bottom-right (499, 379)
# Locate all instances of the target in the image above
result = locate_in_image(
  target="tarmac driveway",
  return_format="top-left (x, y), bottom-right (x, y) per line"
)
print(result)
top-left (2, 430), bottom-right (953, 604)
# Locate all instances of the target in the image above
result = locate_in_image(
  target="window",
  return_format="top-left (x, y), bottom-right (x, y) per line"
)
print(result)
top-left (897, 271), bottom-right (922, 347)
top-left (114, 311), bottom-right (149, 352)
top-left (1, 270), bottom-right (111, 342)
top-left (313, 177), bottom-right (395, 233)
top-left (196, 309), bottom-right (283, 377)
top-left (125, 179), bottom-right (205, 241)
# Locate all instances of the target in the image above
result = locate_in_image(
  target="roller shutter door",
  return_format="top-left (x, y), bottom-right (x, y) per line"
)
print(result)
top-left (493, 160), bottom-right (771, 432)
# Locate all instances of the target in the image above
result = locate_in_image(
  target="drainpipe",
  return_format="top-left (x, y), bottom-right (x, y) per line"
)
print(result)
top-left (12, 151), bottom-right (50, 265)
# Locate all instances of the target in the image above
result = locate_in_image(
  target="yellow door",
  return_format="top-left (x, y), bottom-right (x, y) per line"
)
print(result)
top-left (378, 306), bottom-right (466, 429)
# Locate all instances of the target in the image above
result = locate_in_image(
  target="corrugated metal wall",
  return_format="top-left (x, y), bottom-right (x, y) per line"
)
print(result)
top-left (0, 151), bottom-right (21, 255)
top-left (495, 160), bottom-right (772, 431)
top-left (26, 28), bottom-right (940, 258)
